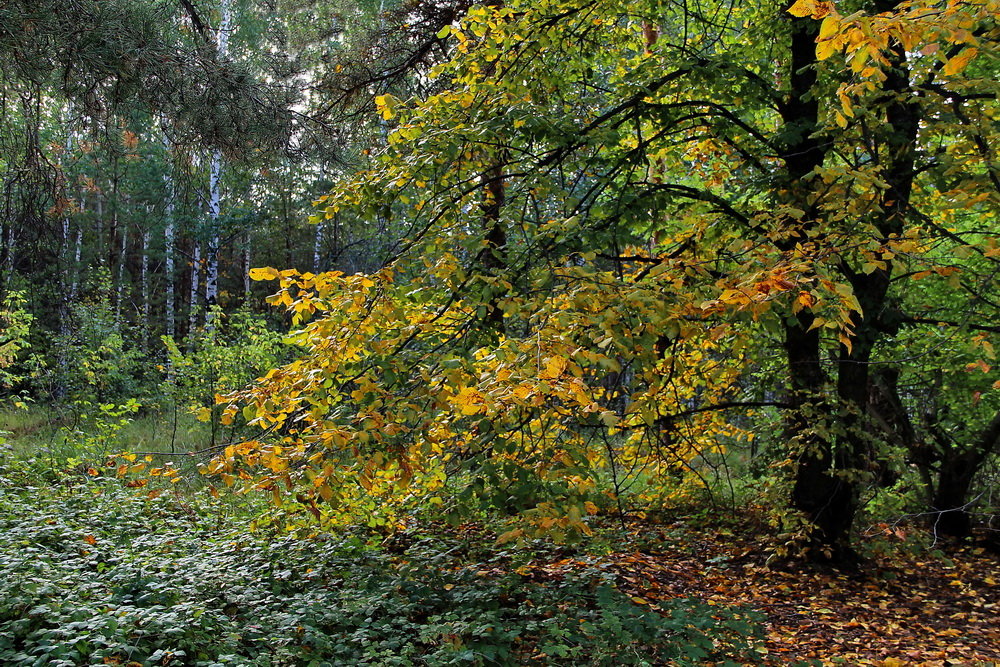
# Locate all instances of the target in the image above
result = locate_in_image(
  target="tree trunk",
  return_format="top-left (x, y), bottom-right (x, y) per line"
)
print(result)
top-left (478, 162), bottom-right (507, 338)
top-left (141, 227), bottom-right (150, 349)
top-left (70, 226), bottom-right (82, 302)
top-left (243, 230), bottom-right (251, 298)
top-left (779, 7), bottom-right (856, 559)
top-left (205, 147), bottom-right (222, 321)
top-left (932, 411), bottom-right (1000, 538)
top-left (313, 221), bottom-right (323, 273)
top-left (204, 0), bottom-right (232, 326)
top-left (163, 132), bottom-right (177, 341)
top-left (189, 240), bottom-right (201, 334)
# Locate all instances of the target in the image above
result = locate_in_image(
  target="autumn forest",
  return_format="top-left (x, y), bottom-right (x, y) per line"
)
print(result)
top-left (1, 0), bottom-right (999, 664)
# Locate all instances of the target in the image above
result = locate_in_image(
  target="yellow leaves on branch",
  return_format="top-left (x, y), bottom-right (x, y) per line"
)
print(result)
top-left (207, 253), bottom-right (765, 534)
top-left (788, 0), bottom-right (988, 81)
top-left (942, 47), bottom-right (978, 76)
top-left (788, 0), bottom-right (836, 19)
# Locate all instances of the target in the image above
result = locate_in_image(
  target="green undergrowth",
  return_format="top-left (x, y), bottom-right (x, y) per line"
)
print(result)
top-left (0, 405), bottom-right (213, 459)
top-left (0, 453), bottom-right (763, 666)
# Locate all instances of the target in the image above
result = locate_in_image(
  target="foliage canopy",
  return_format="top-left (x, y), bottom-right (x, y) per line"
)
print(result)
top-left (211, 0), bottom-right (1000, 558)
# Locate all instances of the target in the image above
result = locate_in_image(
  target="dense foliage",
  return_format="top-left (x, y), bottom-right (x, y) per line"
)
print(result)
top-left (1, 0), bottom-right (1000, 663)
top-left (206, 0), bottom-right (1000, 561)
top-left (0, 0), bottom-right (997, 605)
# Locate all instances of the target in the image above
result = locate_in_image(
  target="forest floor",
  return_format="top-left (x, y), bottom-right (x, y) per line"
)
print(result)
top-left (515, 518), bottom-right (1000, 666)
top-left (2, 440), bottom-right (999, 665)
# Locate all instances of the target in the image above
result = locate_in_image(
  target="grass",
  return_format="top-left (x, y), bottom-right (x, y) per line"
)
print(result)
top-left (1, 404), bottom-right (216, 457)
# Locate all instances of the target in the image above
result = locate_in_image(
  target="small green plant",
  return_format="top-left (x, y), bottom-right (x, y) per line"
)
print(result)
top-left (42, 273), bottom-right (147, 403)
top-left (60, 399), bottom-right (141, 456)
top-left (162, 306), bottom-right (286, 447)
top-left (0, 290), bottom-right (32, 406)
top-left (22, 400), bottom-right (145, 480)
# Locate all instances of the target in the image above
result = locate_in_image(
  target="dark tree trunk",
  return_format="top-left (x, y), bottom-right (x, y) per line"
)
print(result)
top-left (778, 0), bottom-right (919, 560)
top-left (478, 162), bottom-right (507, 337)
top-left (932, 411), bottom-right (1000, 538)
top-left (778, 8), bottom-right (858, 559)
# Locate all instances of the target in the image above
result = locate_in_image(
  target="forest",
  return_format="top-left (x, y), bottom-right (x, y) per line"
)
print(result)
top-left (0, 0), bottom-right (998, 664)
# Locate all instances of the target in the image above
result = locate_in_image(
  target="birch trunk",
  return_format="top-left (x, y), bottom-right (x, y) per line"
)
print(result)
top-left (71, 226), bottom-right (82, 302)
top-left (190, 240), bottom-right (201, 334)
top-left (204, 0), bottom-right (233, 326)
top-left (162, 130), bottom-right (176, 340)
top-left (242, 230), bottom-right (251, 297)
top-left (313, 221), bottom-right (323, 272)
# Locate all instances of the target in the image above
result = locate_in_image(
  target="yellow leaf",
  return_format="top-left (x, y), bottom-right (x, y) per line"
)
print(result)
top-left (496, 528), bottom-right (524, 545)
top-left (796, 291), bottom-right (817, 309)
top-left (818, 15), bottom-right (840, 40)
top-left (248, 266), bottom-right (280, 281)
top-left (788, 0), bottom-right (834, 18)
top-left (817, 39), bottom-right (840, 60)
top-left (455, 387), bottom-right (485, 415)
top-left (599, 411), bottom-right (619, 427)
top-left (541, 356), bottom-right (567, 379)
top-left (943, 48), bottom-right (977, 76)
top-left (788, 0), bottom-right (815, 17)
top-left (807, 317), bottom-right (826, 331)
top-left (839, 333), bottom-right (853, 355)
top-left (375, 95), bottom-right (395, 120)
top-left (318, 484), bottom-right (334, 502)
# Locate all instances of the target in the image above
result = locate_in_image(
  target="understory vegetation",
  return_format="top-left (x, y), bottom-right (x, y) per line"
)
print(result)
top-left (0, 451), bottom-right (764, 667)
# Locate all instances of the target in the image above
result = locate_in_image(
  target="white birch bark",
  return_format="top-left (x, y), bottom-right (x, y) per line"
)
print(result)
top-left (162, 131), bottom-right (176, 340)
top-left (60, 111), bottom-right (72, 311)
top-left (70, 226), bottom-right (82, 302)
top-left (190, 240), bottom-right (201, 333)
top-left (242, 231), bottom-right (251, 297)
top-left (204, 0), bottom-right (233, 325)
top-left (313, 221), bottom-right (323, 272)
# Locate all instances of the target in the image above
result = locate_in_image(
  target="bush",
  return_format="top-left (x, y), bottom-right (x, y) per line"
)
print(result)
top-left (41, 282), bottom-right (146, 403)
top-left (162, 306), bottom-right (287, 447)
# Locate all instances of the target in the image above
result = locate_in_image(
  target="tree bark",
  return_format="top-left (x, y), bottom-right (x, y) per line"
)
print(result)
top-left (478, 162), bottom-right (507, 338)
top-left (162, 130), bottom-right (177, 341)
top-left (204, 0), bottom-right (232, 326)
top-left (778, 7), bottom-right (855, 559)
top-left (933, 411), bottom-right (1000, 538)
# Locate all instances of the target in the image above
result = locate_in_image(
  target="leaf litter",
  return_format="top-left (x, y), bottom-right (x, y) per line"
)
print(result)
top-left (507, 521), bottom-right (1000, 665)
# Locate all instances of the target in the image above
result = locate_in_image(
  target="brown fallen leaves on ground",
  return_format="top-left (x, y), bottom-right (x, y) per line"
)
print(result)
top-left (515, 522), bottom-right (1000, 665)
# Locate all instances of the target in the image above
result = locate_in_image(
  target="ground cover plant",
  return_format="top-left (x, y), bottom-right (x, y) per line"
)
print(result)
top-left (0, 453), bottom-right (764, 666)
top-left (2, 446), bottom-right (999, 666)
